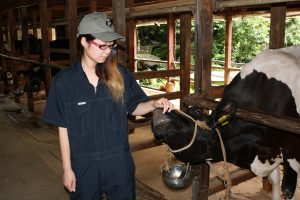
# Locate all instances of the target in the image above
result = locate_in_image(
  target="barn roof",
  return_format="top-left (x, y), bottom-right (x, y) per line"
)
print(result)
top-left (1, 0), bottom-right (300, 17)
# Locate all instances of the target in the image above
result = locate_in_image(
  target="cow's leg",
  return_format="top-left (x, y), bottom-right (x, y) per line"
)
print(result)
top-left (268, 165), bottom-right (281, 200)
top-left (281, 158), bottom-right (299, 200)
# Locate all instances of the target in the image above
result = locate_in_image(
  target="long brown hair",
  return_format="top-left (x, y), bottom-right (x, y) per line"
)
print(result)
top-left (78, 34), bottom-right (124, 103)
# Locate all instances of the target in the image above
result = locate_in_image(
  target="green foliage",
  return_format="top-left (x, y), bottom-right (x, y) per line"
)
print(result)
top-left (213, 16), bottom-right (270, 64)
top-left (285, 17), bottom-right (300, 46)
top-left (137, 16), bottom-right (300, 69)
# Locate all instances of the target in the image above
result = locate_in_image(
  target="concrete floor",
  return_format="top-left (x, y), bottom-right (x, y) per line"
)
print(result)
top-left (0, 96), bottom-right (68, 200)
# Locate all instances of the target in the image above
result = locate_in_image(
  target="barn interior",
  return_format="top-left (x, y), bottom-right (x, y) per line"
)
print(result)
top-left (1, 0), bottom-right (300, 200)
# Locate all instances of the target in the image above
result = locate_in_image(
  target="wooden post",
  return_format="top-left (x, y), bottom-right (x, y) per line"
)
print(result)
top-left (89, 0), bottom-right (97, 11)
top-left (39, 0), bottom-right (51, 95)
top-left (0, 14), bottom-right (6, 94)
top-left (192, 163), bottom-right (210, 200)
top-left (21, 7), bottom-right (33, 111)
top-left (112, 0), bottom-right (126, 65)
top-left (0, 14), bottom-right (8, 95)
top-left (8, 10), bottom-right (18, 101)
top-left (224, 11), bottom-right (232, 85)
top-left (32, 11), bottom-right (38, 39)
top-left (167, 14), bottom-right (175, 71)
top-left (269, 6), bottom-right (286, 49)
top-left (194, 0), bottom-right (213, 96)
top-left (66, 0), bottom-right (77, 64)
top-left (48, 11), bottom-right (52, 41)
top-left (127, 0), bottom-right (136, 71)
top-left (179, 13), bottom-right (191, 110)
top-left (21, 7), bottom-right (29, 59)
top-left (265, 4), bottom-right (287, 191)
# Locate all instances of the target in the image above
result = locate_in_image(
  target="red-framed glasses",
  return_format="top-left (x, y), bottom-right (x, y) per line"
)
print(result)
top-left (90, 41), bottom-right (117, 50)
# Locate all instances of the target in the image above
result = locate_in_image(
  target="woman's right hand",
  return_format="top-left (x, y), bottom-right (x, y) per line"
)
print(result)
top-left (63, 169), bottom-right (76, 192)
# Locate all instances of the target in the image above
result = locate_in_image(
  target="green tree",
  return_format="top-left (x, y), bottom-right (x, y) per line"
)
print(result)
top-left (285, 17), bottom-right (300, 46)
top-left (212, 16), bottom-right (270, 64)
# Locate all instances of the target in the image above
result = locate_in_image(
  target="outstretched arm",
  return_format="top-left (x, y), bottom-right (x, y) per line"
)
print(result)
top-left (132, 97), bottom-right (174, 116)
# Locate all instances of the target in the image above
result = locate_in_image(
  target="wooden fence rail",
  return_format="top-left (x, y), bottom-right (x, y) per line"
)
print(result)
top-left (184, 94), bottom-right (300, 135)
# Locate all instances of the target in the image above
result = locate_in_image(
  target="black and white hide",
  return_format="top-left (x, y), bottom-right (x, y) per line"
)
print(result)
top-left (151, 45), bottom-right (300, 200)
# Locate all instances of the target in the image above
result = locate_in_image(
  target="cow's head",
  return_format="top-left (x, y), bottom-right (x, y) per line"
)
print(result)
top-left (151, 107), bottom-right (218, 163)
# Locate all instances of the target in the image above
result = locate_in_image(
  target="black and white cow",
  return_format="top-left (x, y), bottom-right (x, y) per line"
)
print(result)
top-left (151, 45), bottom-right (300, 200)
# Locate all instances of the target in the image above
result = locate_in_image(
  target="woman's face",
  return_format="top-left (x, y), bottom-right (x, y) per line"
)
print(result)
top-left (82, 38), bottom-right (115, 63)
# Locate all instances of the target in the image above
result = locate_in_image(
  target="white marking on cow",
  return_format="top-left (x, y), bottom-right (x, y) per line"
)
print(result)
top-left (250, 155), bottom-right (282, 177)
top-left (240, 45), bottom-right (300, 115)
top-left (287, 158), bottom-right (300, 175)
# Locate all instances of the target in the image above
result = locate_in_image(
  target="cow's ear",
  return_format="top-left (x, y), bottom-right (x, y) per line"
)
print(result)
top-left (220, 101), bottom-right (237, 116)
top-left (186, 106), bottom-right (207, 120)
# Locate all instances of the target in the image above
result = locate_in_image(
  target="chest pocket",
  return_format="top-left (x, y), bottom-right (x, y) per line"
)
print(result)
top-left (66, 101), bottom-right (90, 138)
top-left (102, 100), bottom-right (126, 131)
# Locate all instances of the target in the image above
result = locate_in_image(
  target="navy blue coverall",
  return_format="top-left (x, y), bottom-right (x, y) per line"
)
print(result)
top-left (42, 60), bottom-right (148, 200)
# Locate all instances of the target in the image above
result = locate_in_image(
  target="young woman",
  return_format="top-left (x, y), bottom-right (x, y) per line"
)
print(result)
top-left (42, 12), bottom-right (173, 200)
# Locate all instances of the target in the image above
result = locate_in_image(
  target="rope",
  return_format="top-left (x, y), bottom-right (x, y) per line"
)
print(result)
top-left (168, 109), bottom-right (210, 153)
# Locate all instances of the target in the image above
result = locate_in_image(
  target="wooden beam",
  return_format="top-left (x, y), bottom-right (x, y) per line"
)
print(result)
top-left (167, 14), bottom-right (175, 72)
top-left (216, 0), bottom-right (300, 9)
top-left (128, 0), bottom-right (195, 18)
top-left (7, 10), bottom-right (18, 101)
top-left (89, 0), bottom-right (97, 11)
top-left (179, 13), bottom-right (192, 110)
top-left (31, 11), bottom-right (38, 38)
top-left (184, 95), bottom-right (300, 135)
top-left (39, 0), bottom-right (51, 95)
top-left (127, 19), bottom-right (137, 71)
top-left (194, 0), bottom-right (213, 96)
top-left (269, 6), bottom-right (286, 49)
top-left (132, 69), bottom-right (181, 80)
top-left (112, 0), bottom-right (126, 65)
top-left (21, 7), bottom-right (29, 59)
top-left (224, 12), bottom-right (232, 85)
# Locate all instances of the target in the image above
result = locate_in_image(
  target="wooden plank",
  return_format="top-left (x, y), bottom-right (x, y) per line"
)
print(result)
top-left (216, 0), bottom-right (300, 9)
top-left (179, 13), bottom-right (192, 110)
top-left (184, 95), bottom-right (300, 135)
top-left (66, 0), bottom-right (77, 63)
top-left (269, 6), bottom-right (286, 49)
top-left (128, 0), bottom-right (196, 17)
top-left (132, 69), bottom-right (181, 80)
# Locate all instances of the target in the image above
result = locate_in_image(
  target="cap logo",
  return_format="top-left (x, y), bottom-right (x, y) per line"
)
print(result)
top-left (106, 17), bottom-right (112, 27)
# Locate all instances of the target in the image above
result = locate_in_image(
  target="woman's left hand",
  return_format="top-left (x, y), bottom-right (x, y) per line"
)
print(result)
top-left (153, 98), bottom-right (174, 114)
